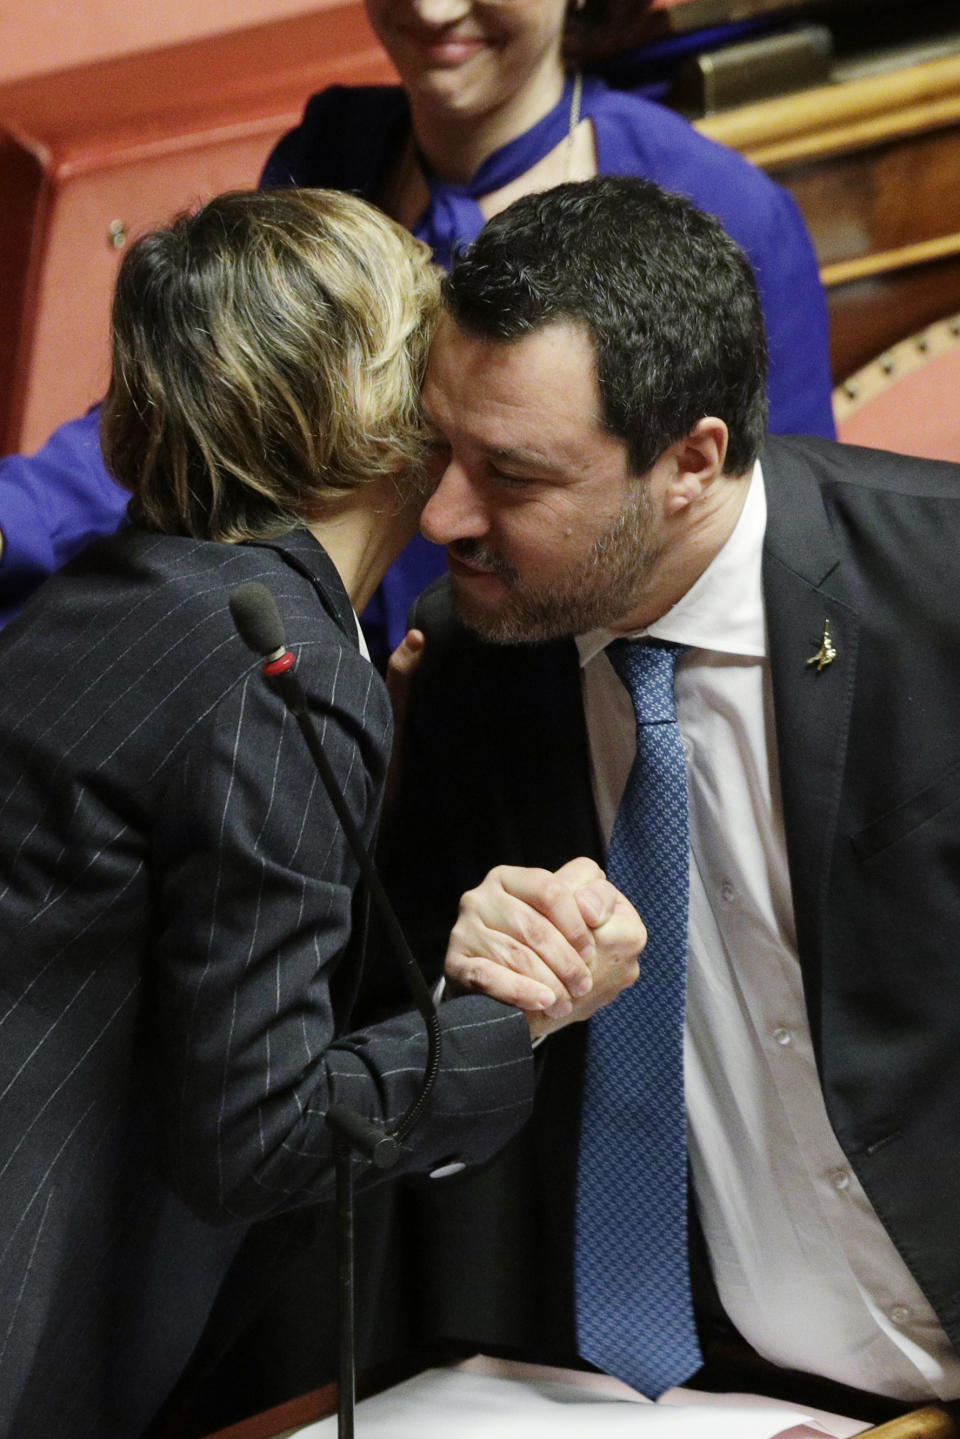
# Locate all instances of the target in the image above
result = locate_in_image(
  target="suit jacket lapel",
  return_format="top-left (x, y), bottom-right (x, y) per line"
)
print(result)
top-left (761, 438), bottom-right (859, 1038)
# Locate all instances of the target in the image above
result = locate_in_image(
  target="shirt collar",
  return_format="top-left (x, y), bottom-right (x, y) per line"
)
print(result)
top-left (576, 460), bottom-right (767, 667)
top-left (354, 610), bottom-right (371, 661)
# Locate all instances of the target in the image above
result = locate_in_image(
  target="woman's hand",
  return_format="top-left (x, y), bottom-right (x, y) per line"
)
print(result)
top-left (444, 858), bottom-right (645, 1039)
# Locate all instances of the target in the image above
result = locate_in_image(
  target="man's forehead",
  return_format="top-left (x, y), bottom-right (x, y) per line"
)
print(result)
top-left (424, 315), bottom-right (603, 434)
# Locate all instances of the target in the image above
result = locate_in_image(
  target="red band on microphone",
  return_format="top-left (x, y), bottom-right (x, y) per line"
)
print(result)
top-left (263, 651), bottom-right (296, 677)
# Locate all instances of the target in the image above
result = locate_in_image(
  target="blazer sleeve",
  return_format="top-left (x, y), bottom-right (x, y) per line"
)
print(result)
top-left (150, 631), bottom-right (533, 1225)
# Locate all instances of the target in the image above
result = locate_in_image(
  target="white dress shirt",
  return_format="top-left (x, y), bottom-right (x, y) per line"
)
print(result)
top-left (576, 463), bottom-right (960, 1401)
top-left (355, 611), bottom-right (371, 661)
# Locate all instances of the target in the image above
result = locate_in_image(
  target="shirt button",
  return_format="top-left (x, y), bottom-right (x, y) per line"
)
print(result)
top-left (830, 1168), bottom-right (851, 1191)
top-left (772, 1026), bottom-right (792, 1046)
top-left (429, 1160), bottom-right (467, 1180)
top-left (721, 881), bottom-right (737, 903)
top-left (890, 1305), bottom-right (911, 1325)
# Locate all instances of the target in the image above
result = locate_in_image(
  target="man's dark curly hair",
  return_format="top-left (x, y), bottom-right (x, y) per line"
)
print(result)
top-left (442, 175), bottom-right (769, 478)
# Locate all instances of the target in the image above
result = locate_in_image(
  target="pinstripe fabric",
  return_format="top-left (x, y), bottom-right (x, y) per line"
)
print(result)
top-left (0, 525), bottom-right (533, 1439)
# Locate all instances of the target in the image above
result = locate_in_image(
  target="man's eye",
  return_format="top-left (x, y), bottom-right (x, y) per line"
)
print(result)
top-left (422, 438), bottom-right (451, 470)
top-left (489, 468), bottom-right (529, 489)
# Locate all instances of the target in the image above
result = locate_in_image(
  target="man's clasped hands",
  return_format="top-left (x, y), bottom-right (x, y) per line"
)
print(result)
top-left (444, 858), bottom-right (646, 1042)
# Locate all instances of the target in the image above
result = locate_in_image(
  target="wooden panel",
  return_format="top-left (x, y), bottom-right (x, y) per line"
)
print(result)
top-left (197, 1380), bottom-right (337, 1439)
top-left (826, 254), bottom-right (960, 380)
top-left (0, 135), bottom-right (46, 452)
top-left (0, 2), bottom-right (396, 452)
top-left (13, 134), bottom-right (292, 454)
top-left (772, 127), bottom-right (960, 377)
top-left (698, 53), bottom-right (960, 382)
top-left (190, 1383), bottom-right (959, 1439)
top-left (866, 1408), bottom-right (960, 1438)
top-left (773, 126), bottom-right (960, 268)
top-left (697, 53), bottom-right (960, 169)
top-left (0, 3), bottom-right (392, 171)
top-left (0, 0), bottom-right (323, 88)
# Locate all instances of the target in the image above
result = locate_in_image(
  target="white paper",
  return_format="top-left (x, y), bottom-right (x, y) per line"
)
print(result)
top-left (291, 1356), bottom-right (870, 1438)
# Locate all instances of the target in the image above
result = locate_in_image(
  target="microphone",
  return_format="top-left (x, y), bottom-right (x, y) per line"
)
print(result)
top-left (232, 579), bottom-right (443, 1439)
top-left (229, 581), bottom-right (441, 1158)
top-left (229, 581), bottom-right (286, 662)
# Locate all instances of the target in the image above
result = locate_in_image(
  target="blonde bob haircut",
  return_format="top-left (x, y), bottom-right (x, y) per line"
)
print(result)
top-left (101, 188), bottom-right (442, 543)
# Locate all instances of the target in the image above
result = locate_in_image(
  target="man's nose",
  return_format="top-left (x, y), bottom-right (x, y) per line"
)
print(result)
top-left (420, 464), bottom-right (489, 544)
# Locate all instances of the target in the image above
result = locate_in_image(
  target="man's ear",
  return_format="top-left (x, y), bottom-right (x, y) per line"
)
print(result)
top-left (661, 417), bottom-right (728, 516)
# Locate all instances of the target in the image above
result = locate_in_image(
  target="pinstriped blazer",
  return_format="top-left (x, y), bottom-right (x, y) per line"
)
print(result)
top-left (0, 523), bottom-right (533, 1439)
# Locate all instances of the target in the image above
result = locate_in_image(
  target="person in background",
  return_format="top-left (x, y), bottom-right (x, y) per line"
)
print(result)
top-left (0, 0), bottom-right (834, 664)
top-left (385, 175), bottom-right (960, 1426)
top-left (0, 187), bottom-right (643, 1439)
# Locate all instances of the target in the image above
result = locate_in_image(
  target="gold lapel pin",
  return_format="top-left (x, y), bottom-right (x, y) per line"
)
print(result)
top-left (806, 619), bottom-right (836, 672)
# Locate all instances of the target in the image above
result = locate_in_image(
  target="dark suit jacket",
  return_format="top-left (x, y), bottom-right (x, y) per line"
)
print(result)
top-left (385, 434), bottom-right (960, 1374)
top-left (0, 524), bottom-right (532, 1439)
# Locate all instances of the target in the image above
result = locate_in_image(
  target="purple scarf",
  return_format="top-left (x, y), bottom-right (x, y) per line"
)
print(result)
top-left (413, 74), bottom-right (581, 271)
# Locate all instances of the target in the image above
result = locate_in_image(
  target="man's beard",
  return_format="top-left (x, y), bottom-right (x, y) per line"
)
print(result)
top-left (449, 485), bottom-right (663, 644)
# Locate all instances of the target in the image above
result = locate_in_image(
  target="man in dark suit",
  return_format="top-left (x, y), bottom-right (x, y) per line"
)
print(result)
top-left (385, 176), bottom-right (960, 1421)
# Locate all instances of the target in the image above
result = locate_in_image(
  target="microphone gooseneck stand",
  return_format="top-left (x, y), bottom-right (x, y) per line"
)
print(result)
top-left (230, 581), bottom-right (442, 1438)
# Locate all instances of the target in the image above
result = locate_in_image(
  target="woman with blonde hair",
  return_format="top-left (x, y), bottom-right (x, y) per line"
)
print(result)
top-left (0, 187), bottom-right (639, 1439)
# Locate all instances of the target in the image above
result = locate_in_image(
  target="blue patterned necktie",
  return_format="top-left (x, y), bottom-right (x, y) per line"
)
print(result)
top-left (575, 638), bottom-right (702, 1397)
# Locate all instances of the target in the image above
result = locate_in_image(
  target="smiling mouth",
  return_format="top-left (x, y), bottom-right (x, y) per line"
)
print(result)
top-left (403, 29), bottom-right (486, 65)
